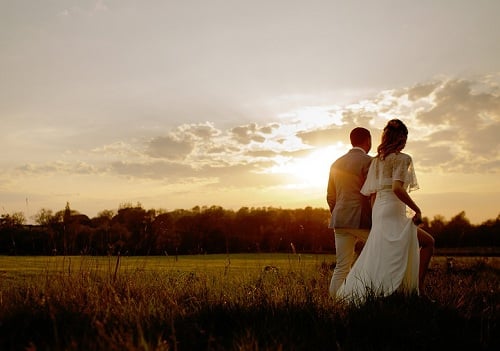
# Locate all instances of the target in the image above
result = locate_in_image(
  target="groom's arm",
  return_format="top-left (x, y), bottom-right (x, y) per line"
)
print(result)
top-left (326, 170), bottom-right (336, 213)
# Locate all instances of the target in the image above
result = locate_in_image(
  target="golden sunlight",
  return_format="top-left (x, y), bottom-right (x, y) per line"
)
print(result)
top-left (267, 144), bottom-right (346, 188)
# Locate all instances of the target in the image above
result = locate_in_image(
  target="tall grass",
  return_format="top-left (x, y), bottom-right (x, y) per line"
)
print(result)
top-left (0, 255), bottom-right (498, 350)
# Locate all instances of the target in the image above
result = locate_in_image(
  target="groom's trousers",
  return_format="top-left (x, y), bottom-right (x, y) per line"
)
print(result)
top-left (329, 228), bottom-right (369, 296)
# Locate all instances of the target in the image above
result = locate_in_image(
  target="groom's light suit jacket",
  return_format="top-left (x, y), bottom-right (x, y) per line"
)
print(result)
top-left (327, 148), bottom-right (373, 230)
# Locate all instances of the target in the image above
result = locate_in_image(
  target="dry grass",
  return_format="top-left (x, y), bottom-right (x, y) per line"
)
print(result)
top-left (0, 254), bottom-right (498, 350)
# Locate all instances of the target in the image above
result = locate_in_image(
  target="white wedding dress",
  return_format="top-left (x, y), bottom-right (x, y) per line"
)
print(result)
top-left (336, 152), bottom-right (420, 303)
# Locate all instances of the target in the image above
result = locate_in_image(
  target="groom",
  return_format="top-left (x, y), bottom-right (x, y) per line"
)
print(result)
top-left (327, 127), bottom-right (372, 296)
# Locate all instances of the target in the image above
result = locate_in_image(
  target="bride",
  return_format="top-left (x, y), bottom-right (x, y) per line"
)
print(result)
top-left (336, 119), bottom-right (434, 302)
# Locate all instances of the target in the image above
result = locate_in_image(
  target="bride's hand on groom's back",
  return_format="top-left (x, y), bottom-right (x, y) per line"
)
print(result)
top-left (412, 212), bottom-right (423, 226)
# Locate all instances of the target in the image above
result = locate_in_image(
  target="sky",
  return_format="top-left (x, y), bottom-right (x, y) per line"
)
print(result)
top-left (1, 0), bottom-right (499, 224)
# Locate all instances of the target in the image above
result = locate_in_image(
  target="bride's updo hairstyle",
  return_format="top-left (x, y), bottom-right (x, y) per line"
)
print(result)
top-left (377, 119), bottom-right (408, 160)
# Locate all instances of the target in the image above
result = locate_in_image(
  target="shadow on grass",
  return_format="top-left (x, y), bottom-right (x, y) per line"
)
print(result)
top-left (0, 294), bottom-right (497, 350)
top-left (172, 296), bottom-right (496, 351)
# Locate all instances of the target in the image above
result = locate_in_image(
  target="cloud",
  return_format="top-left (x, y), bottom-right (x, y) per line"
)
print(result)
top-left (15, 161), bottom-right (98, 175)
top-left (91, 141), bottom-right (142, 158)
top-left (10, 75), bottom-right (499, 186)
top-left (259, 124), bottom-right (280, 134)
top-left (201, 162), bottom-right (282, 187)
top-left (94, 75), bottom-right (500, 178)
top-left (297, 127), bottom-right (350, 147)
top-left (246, 150), bottom-right (278, 158)
top-left (405, 77), bottom-right (500, 172)
top-left (408, 140), bottom-right (456, 171)
top-left (206, 145), bottom-right (240, 155)
top-left (416, 79), bottom-right (500, 127)
top-left (176, 122), bottom-right (221, 140)
top-left (407, 82), bottom-right (441, 101)
top-left (230, 123), bottom-right (274, 144)
top-left (145, 135), bottom-right (194, 160)
top-left (111, 160), bottom-right (195, 180)
top-left (107, 157), bottom-right (283, 190)
top-left (289, 75), bottom-right (500, 174)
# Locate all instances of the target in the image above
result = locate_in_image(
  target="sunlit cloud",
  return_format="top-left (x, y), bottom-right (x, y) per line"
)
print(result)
top-left (10, 75), bottom-right (500, 182)
top-left (2, 73), bottom-right (499, 222)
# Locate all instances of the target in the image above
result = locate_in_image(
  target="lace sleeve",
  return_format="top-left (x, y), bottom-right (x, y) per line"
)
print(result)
top-left (393, 153), bottom-right (419, 192)
top-left (360, 159), bottom-right (379, 195)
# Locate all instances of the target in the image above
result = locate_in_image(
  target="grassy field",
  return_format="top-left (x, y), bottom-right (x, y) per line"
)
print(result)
top-left (0, 253), bottom-right (498, 350)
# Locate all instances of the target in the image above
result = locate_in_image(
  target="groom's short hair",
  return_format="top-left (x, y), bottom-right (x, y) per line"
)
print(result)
top-left (350, 127), bottom-right (371, 147)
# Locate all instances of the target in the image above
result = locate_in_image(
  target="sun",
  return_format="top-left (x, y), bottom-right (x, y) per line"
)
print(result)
top-left (293, 146), bottom-right (345, 185)
top-left (266, 144), bottom-right (347, 188)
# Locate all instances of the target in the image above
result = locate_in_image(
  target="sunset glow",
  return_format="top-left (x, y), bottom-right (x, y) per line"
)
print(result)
top-left (267, 145), bottom-right (345, 188)
top-left (1, 1), bottom-right (499, 224)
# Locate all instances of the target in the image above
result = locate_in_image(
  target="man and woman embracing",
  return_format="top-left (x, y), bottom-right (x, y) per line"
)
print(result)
top-left (327, 119), bottom-right (435, 303)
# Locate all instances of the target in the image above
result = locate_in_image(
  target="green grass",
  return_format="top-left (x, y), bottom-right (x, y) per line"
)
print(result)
top-left (0, 254), bottom-right (498, 350)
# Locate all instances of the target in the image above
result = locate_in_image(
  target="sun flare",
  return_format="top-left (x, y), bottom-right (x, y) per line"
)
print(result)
top-left (266, 144), bottom-right (346, 188)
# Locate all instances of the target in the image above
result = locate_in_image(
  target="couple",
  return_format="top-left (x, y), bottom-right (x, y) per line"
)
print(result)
top-left (327, 119), bottom-right (435, 303)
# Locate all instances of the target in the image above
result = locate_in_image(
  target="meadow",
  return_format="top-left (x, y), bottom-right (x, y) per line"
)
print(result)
top-left (0, 254), bottom-right (498, 350)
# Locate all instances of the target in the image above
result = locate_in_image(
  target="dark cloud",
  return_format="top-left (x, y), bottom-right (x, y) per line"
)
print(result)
top-left (416, 79), bottom-right (500, 127)
top-left (206, 145), bottom-right (237, 154)
top-left (179, 123), bottom-right (221, 140)
top-left (145, 135), bottom-right (194, 160)
top-left (231, 124), bottom-right (257, 144)
top-left (297, 127), bottom-right (349, 147)
top-left (339, 110), bottom-right (377, 127)
top-left (404, 78), bottom-right (500, 172)
top-left (297, 118), bottom-right (380, 148)
top-left (408, 124), bottom-right (500, 173)
top-left (407, 82), bottom-right (440, 101)
top-left (296, 108), bottom-right (381, 148)
top-left (144, 123), bottom-right (222, 160)
top-left (252, 135), bottom-right (266, 143)
top-left (34, 76), bottom-right (497, 185)
top-left (230, 123), bottom-right (271, 144)
top-left (259, 123), bottom-right (280, 134)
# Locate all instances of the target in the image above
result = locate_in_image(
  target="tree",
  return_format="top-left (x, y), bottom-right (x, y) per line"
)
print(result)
top-left (0, 212), bottom-right (26, 226)
top-left (430, 215), bottom-right (447, 247)
top-left (0, 213), bottom-right (25, 254)
top-left (3, 204), bottom-right (499, 255)
top-left (446, 211), bottom-right (472, 247)
top-left (33, 208), bottom-right (55, 226)
top-left (152, 213), bottom-right (179, 255)
top-left (91, 212), bottom-right (114, 254)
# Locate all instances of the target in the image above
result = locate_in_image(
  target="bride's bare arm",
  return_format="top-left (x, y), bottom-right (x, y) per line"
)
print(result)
top-left (392, 180), bottom-right (422, 224)
top-left (370, 193), bottom-right (376, 208)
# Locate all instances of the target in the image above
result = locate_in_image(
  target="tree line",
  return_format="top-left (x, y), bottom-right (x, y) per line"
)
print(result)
top-left (0, 203), bottom-right (498, 256)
